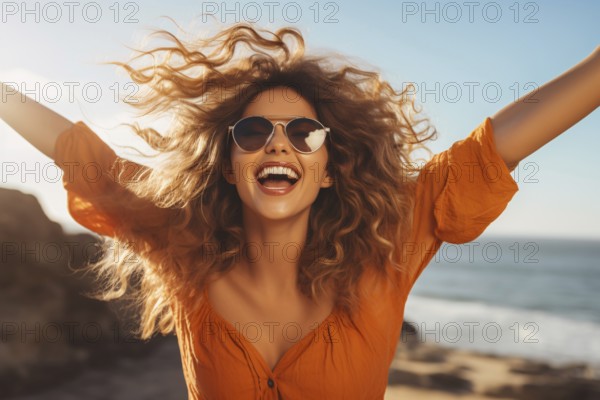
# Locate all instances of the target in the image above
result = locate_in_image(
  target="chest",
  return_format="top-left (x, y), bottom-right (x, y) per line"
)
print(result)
top-left (179, 268), bottom-right (407, 399)
top-left (205, 277), bottom-right (336, 371)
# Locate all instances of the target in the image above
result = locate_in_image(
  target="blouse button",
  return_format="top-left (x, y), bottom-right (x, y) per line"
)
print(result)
top-left (267, 378), bottom-right (275, 388)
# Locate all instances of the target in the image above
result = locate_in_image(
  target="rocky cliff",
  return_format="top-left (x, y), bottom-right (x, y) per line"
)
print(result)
top-left (0, 188), bottom-right (165, 398)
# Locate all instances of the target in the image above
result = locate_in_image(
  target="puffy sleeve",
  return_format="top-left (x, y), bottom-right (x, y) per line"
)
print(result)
top-left (52, 121), bottom-right (175, 240)
top-left (415, 117), bottom-right (519, 244)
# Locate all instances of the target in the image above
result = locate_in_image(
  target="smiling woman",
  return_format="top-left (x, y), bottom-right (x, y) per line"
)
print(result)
top-left (76, 23), bottom-right (437, 340)
top-left (224, 89), bottom-right (334, 224)
top-left (1, 19), bottom-right (599, 400)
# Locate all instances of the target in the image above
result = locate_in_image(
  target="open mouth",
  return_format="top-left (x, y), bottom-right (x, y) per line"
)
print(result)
top-left (255, 164), bottom-right (302, 190)
top-left (257, 174), bottom-right (299, 189)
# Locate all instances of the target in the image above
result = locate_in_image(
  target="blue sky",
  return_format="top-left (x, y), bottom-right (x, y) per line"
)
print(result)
top-left (1, 0), bottom-right (599, 239)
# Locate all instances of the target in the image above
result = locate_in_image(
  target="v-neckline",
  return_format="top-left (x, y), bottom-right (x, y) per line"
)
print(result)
top-left (202, 285), bottom-right (338, 375)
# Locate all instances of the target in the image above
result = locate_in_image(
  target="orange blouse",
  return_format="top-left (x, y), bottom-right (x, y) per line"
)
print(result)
top-left (53, 117), bottom-right (519, 399)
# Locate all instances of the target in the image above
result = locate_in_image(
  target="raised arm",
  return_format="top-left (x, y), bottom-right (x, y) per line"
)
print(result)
top-left (1, 81), bottom-right (177, 240)
top-left (0, 82), bottom-right (73, 159)
top-left (491, 47), bottom-right (600, 171)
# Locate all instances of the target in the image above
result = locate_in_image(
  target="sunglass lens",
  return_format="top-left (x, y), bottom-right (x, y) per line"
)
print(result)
top-left (287, 118), bottom-right (327, 153)
top-left (233, 117), bottom-right (272, 151)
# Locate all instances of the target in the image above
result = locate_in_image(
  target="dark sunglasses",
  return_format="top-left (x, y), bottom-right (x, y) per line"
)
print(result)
top-left (228, 115), bottom-right (330, 154)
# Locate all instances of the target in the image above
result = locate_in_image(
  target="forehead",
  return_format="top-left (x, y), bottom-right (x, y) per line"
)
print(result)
top-left (242, 86), bottom-right (317, 119)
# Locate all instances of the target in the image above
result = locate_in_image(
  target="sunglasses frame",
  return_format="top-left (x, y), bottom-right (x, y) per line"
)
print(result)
top-left (228, 115), bottom-right (330, 154)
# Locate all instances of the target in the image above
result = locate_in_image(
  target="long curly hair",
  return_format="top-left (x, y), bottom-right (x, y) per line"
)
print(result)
top-left (83, 21), bottom-right (437, 340)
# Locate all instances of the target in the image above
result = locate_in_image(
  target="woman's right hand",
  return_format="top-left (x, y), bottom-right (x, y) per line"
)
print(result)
top-left (0, 81), bottom-right (73, 160)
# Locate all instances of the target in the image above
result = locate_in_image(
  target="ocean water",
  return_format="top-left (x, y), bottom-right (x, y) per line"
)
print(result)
top-left (404, 235), bottom-right (600, 368)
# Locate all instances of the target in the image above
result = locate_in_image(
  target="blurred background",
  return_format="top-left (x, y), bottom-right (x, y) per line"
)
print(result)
top-left (1, 0), bottom-right (599, 398)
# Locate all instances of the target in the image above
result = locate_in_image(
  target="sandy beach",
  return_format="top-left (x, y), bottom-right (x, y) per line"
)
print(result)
top-left (388, 341), bottom-right (600, 399)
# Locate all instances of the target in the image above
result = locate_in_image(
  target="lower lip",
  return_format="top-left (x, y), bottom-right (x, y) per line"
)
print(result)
top-left (256, 178), bottom-right (300, 196)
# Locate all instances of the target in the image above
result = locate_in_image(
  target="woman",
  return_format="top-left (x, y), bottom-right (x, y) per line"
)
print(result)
top-left (1, 23), bottom-right (599, 399)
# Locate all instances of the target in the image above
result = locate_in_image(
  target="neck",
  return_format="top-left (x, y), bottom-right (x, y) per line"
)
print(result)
top-left (237, 206), bottom-right (311, 298)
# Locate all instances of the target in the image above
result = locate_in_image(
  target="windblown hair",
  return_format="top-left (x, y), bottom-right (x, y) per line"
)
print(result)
top-left (84, 21), bottom-right (437, 339)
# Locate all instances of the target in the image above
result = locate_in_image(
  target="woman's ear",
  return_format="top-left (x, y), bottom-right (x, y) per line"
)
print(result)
top-left (222, 160), bottom-right (236, 185)
top-left (320, 168), bottom-right (335, 188)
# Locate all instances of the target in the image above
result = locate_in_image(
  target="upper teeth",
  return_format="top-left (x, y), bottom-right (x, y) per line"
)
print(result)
top-left (257, 166), bottom-right (300, 180)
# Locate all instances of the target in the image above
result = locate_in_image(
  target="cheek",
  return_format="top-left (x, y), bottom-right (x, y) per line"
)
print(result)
top-left (303, 153), bottom-right (329, 183)
top-left (316, 150), bottom-right (329, 174)
top-left (229, 156), bottom-right (259, 185)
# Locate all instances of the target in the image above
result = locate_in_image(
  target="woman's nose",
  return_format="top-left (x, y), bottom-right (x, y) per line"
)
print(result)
top-left (265, 123), bottom-right (292, 152)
